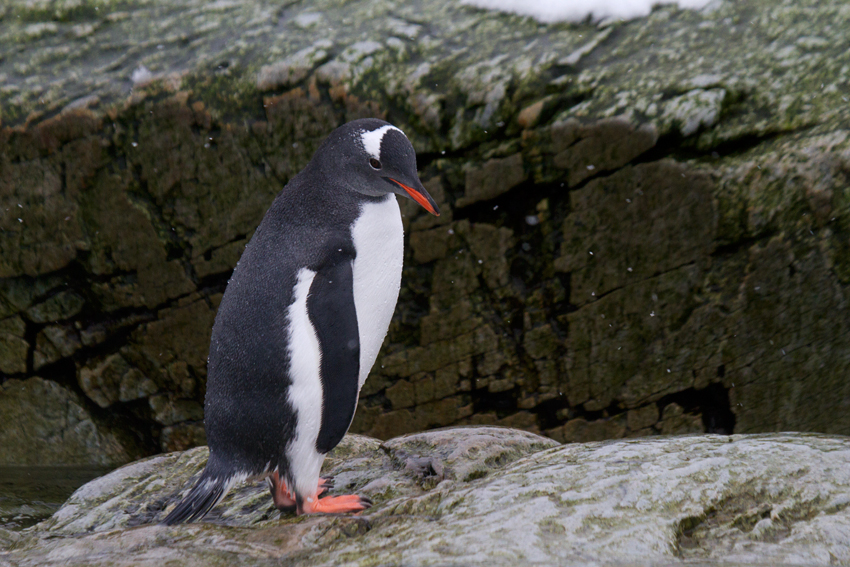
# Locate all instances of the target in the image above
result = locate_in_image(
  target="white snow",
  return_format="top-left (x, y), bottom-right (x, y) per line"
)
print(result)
top-left (460, 0), bottom-right (715, 23)
top-left (130, 65), bottom-right (153, 85)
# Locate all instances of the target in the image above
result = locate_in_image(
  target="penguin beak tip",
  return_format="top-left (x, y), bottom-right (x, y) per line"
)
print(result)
top-left (390, 178), bottom-right (440, 216)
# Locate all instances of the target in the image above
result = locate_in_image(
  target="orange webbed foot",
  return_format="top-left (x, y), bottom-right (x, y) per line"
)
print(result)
top-left (270, 473), bottom-right (338, 511)
top-left (297, 493), bottom-right (372, 515)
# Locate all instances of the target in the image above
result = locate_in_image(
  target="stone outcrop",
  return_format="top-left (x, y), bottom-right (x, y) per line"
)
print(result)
top-left (1, 0), bottom-right (850, 464)
top-left (0, 377), bottom-right (141, 465)
top-left (2, 428), bottom-right (849, 565)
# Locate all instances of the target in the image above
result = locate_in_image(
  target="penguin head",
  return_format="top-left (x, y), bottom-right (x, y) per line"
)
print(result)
top-left (314, 118), bottom-right (440, 216)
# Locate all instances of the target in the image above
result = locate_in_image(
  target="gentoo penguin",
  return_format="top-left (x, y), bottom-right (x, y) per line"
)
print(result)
top-left (162, 118), bottom-right (439, 524)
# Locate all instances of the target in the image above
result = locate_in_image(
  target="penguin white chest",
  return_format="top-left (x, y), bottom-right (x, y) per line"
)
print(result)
top-left (350, 195), bottom-right (404, 390)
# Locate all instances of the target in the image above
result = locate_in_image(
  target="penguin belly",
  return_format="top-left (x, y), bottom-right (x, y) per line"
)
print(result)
top-left (350, 195), bottom-right (404, 390)
top-left (284, 194), bottom-right (403, 501)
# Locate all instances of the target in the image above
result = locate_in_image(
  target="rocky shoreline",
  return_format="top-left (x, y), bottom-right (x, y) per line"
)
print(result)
top-left (2, 428), bottom-right (849, 566)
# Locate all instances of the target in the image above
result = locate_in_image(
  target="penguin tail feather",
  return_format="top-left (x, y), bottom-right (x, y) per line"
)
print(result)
top-left (161, 470), bottom-right (239, 526)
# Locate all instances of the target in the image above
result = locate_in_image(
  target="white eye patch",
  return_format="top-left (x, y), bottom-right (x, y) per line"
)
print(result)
top-left (360, 125), bottom-right (404, 160)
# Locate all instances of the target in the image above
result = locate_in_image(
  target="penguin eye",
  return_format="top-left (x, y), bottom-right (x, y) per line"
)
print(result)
top-left (369, 158), bottom-right (382, 170)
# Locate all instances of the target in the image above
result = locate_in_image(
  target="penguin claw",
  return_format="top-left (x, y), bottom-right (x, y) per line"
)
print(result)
top-left (298, 494), bottom-right (371, 515)
top-left (318, 476), bottom-right (334, 494)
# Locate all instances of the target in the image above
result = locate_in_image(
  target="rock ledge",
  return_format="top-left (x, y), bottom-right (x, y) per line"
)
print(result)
top-left (2, 427), bottom-right (849, 566)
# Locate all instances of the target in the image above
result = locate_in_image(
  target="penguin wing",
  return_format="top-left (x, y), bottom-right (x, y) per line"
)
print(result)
top-left (306, 252), bottom-right (361, 454)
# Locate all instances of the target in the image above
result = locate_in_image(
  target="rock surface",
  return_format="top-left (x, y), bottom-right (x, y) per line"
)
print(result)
top-left (0, 377), bottom-right (142, 466)
top-left (2, 0), bottom-right (850, 464)
top-left (2, 428), bottom-right (850, 566)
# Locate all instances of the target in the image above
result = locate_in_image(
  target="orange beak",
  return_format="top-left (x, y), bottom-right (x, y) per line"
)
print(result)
top-left (389, 178), bottom-right (440, 216)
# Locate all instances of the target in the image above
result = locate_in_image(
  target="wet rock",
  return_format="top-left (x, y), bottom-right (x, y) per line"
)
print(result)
top-left (0, 529), bottom-right (19, 555)
top-left (0, 377), bottom-right (138, 466)
top-left (660, 403), bottom-right (704, 435)
top-left (627, 404), bottom-right (659, 431)
top-left (191, 237), bottom-right (249, 279)
top-left (0, 316), bottom-right (27, 375)
top-left (257, 40), bottom-right (333, 91)
top-left (523, 323), bottom-right (560, 360)
top-left (25, 290), bottom-right (85, 323)
top-left (517, 96), bottom-right (554, 130)
top-left (662, 88), bottom-right (727, 137)
top-left (560, 414), bottom-right (628, 443)
top-left (78, 353), bottom-right (157, 408)
top-left (148, 395), bottom-right (204, 427)
top-left (410, 224), bottom-right (456, 264)
top-left (119, 297), bottom-right (216, 399)
top-left (0, 142), bottom-right (89, 278)
top-left (551, 117), bottom-right (659, 186)
top-left (159, 423), bottom-right (206, 453)
top-left (33, 324), bottom-right (82, 370)
top-left (556, 160), bottom-right (716, 302)
top-left (3, 430), bottom-right (850, 566)
top-left (81, 164), bottom-right (196, 310)
top-left (457, 153), bottom-right (526, 208)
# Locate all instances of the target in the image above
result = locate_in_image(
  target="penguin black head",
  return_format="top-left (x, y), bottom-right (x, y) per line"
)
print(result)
top-left (311, 118), bottom-right (440, 216)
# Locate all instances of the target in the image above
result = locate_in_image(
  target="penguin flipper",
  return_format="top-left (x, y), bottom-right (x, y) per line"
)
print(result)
top-left (306, 254), bottom-right (361, 453)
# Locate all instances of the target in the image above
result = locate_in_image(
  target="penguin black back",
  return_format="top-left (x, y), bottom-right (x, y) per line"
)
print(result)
top-left (162, 119), bottom-right (439, 524)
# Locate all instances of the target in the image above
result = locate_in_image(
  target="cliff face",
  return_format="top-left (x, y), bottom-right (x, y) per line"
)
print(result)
top-left (1, 0), bottom-right (850, 463)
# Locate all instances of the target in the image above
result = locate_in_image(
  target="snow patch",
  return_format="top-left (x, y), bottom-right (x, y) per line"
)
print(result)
top-left (460, 0), bottom-right (715, 23)
top-left (131, 65), bottom-right (153, 85)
